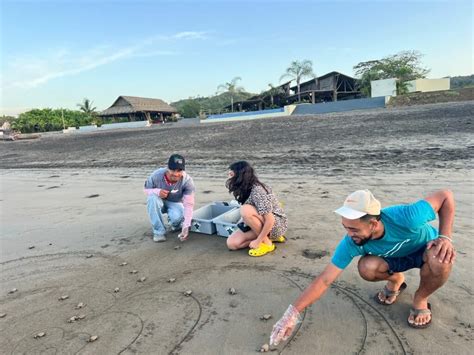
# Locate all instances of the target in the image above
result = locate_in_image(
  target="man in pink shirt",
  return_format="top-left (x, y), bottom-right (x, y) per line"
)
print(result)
top-left (144, 154), bottom-right (195, 242)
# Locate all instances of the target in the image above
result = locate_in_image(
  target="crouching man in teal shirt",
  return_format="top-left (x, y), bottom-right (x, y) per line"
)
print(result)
top-left (270, 189), bottom-right (455, 345)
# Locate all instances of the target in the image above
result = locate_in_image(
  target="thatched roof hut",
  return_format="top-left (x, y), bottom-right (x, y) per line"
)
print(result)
top-left (100, 96), bottom-right (177, 122)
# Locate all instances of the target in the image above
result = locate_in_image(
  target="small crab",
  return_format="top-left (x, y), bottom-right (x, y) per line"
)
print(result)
top-left (88, 335), bottom-right (99, 342)
top-left (34, 332), bottom-right (46, 339)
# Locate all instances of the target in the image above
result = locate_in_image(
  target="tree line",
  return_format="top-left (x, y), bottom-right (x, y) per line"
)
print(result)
top-left (9, 99), bottom-right (104, 133)
top-left (8, 51), bottom-right (434, 130)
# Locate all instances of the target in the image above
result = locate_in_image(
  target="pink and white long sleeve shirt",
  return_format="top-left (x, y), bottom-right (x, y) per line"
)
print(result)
top-left (144, 168), bottom-right (195, 228)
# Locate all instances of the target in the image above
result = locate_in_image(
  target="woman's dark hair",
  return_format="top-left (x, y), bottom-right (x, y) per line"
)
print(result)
top-left (226, 161), bottom-right (267, 204)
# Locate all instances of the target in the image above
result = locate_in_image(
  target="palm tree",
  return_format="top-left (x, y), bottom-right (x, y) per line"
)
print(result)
top-left (217, 77), bottom-right (244, 112)
top-left (266, 83), bottom-right (284, 107)
top-left (280, 60), bottom-right (315, 102)
top-left (77, 98), bottom-right (97, 116)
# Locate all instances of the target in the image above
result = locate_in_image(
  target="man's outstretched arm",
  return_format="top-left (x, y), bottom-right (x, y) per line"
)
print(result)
top-left (270, 263), bottom-right (343, 346)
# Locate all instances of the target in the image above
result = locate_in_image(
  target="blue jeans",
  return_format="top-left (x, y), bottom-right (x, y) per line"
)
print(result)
top-left (146, 194), bottom-right (184, 236)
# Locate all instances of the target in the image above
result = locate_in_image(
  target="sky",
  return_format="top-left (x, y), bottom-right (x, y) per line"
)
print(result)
top-left (1, 0), bottom-right (472, 116)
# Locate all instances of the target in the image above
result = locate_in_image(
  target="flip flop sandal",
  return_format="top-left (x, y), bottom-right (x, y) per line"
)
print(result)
top-left (272, 235), bottom-right (286, 243)
top-left (374, 282), bottom-right (407, 305)
top-left (408, 303), bottom-right (432, 329)
top-left (248, 243), bottom-right (276, 257)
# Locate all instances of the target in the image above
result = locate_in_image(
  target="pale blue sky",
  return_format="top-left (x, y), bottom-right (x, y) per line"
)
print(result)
top-left (1, 0), bottom-right (472, 115)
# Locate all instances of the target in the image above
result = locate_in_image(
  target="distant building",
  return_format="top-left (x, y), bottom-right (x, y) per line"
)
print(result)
top-left (288, 71), bottom-right (360, 104)
top-left (371, 78), bottom-right (398, 97)
top-left (225, 71), bottom-right (360, 112)
top-left (371, 77), bottom-right (451, 98)
top-left (100, 96), bottom-right (177, 122)
top-left (406, 78), bottom-right (450, 93)
top-left (224, 81), bottom-right (292, 112)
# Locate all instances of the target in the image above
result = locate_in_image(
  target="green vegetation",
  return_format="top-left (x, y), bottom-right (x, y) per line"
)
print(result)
top-left (77, 98), bottom-right (97, 115)
top-left (12, 108), bottom-right (106, 133)
top-left (264, 84), bottom-right (285, 107)
top-left (9, 98), bottom-right (106, 133)
top-left (10, 108), bottom-right (128, 133)
top-left (172, 91), bottom-right (255, 118)
top-left (450, 75), bottom-right (474, 89)
top-left (217, 77), bottom-right (245, 112)
top-left (354, 50), bottom-right (430, 97)
top-left (1, 115), bottom-right (16, 126)
top-left (178, 100), bottom-right (201, 118)
top-left (280, 60), bottom-right (315, 102)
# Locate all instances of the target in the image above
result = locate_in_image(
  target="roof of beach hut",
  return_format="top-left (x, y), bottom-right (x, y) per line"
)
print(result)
top-left (100, 96), bottom-right (177, 116)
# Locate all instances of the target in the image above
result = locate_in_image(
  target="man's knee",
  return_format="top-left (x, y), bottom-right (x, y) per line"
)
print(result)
top-left (358, 256), bottom-right (387, 281)
top-left (424, 249), bottom-right (453, 276)
top-left (167, 205), bottom-right (184, 225)
top-left (147, 194), bottom-right (164, 208)
top-left (169, 213), bottom-right (183, 225)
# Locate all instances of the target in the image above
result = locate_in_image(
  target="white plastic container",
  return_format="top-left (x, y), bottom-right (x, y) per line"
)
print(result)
top-left (190, 202), bottom-right (237, 234)
top-left (213, 208), bottom-right (242, 237)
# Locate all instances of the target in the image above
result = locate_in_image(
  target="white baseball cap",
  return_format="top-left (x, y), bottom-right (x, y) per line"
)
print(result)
top-left (334, 190), bottom-right (381, 219)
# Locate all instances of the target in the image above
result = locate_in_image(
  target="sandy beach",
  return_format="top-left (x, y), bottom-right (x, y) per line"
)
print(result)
top-left (1, 101), bottom-right (473, 354)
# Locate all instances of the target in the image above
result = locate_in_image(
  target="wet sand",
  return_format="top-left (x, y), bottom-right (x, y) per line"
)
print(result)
top-left (1, 101), bottom-right (473, 354)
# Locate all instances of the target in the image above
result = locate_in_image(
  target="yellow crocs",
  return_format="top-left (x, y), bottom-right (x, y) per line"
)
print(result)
top-left (272, 235), bottom-right (286, 243)
top-left (249, 242), bottom-right (276, 257)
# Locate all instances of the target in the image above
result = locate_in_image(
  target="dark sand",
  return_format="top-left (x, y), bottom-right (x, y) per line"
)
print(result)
top-left (1, 101), bottom-right (473, 354)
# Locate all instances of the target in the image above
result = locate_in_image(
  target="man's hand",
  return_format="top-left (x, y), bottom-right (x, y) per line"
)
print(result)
top-left (269, 304), bottom-right (301, 346)
top-left (159, 190), bottom-right (170, 199)
top-left (178, 227), bottom-right (189, 242)
top-left (427, 237), bottom-right (456, 264)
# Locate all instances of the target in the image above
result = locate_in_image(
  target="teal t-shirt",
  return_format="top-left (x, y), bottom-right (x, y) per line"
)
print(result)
top-left (331, 200), bottom-right (438, 269)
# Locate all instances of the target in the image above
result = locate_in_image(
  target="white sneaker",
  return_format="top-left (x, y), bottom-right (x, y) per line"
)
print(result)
top-left (153, 234), bottom-right (166, 242)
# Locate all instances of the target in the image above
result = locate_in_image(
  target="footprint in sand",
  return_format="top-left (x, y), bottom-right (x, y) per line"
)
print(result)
top-left (302, 249), bottom-right (329, 259)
